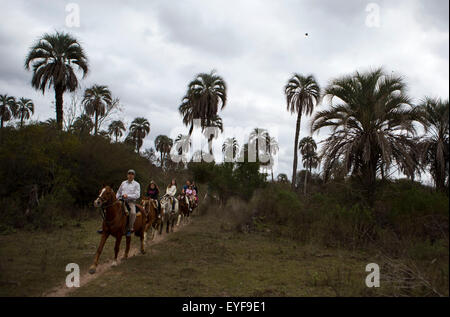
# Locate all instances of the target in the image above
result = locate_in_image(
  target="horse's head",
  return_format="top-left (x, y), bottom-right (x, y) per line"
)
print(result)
top-left (94, 186), bottom-right (115, 208)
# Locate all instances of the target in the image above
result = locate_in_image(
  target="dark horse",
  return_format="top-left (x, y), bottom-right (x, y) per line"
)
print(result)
top-left (90, 186), bottom-right (152, 274)
top-left (178, 193), bottom-right (190, 224)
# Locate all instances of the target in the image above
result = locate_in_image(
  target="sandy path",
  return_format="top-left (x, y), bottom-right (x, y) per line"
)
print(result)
top-left (43, 218), bottom-right (191, 297)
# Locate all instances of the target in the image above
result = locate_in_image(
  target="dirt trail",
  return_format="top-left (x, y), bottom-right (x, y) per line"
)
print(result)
top-left (43, 219), bottom-right (190, 297)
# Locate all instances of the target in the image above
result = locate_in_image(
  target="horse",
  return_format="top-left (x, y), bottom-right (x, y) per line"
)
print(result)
top-left (159, 194), bottom-right (180, 234)
top-left (178, 192), bottom-right (190, 224)
top-left (90, 186), bottom-right (151, 274)
top-left (141, 198), bottom-right (160, 241)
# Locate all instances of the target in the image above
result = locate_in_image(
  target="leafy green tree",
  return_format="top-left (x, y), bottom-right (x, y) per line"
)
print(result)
top-left (277, 173), bottom-right (289, 183)
top-left (285, 74), bottom-right (321, 189)
top-left (25, 31), bottom-right (88, 130)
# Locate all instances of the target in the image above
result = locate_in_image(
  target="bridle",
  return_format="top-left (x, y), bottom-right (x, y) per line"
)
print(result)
top-left (96, 192), bottom-right (122, 224)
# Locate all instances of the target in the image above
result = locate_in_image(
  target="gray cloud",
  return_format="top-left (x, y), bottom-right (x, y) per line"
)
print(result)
top-left (0, 0), bottom-right (448, 181)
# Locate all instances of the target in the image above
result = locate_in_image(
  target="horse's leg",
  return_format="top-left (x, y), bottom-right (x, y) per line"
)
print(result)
top-left (123, 236), bottom-right (131, 259)
top-left (166, 217), bottom-right (170, 233)
top-left (89, 232), bottom-right (110, 274)
top-left (140, 231), bottom-right (145, 254)
top-left (113, 235), bottom-right (122, 266)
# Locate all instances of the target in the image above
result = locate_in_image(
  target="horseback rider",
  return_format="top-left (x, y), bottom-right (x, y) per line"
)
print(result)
top-left (145, 180), bottom-right (161, 216)
top-left (116, 169), bottom-right (141, 237)
top-left (192, 181), bottom-right (199, 196)
top-left (181, 180), bottom-right (191, 207)
top-left (165, 179), bottom-right (177, 210)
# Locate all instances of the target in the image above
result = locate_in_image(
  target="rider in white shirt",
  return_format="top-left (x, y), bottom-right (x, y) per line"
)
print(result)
top-left (165, 179), bottom-right (177, 210)
top-left (116, 169), bottom-right (141, 236)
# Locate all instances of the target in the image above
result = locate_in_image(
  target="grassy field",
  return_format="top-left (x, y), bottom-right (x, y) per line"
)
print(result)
top-left (1, 203), bottom-right (446, 297)
top-left (0, 209), bottom-right (383, 297)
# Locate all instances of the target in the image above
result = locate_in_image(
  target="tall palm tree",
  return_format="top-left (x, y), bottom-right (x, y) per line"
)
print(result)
top-left (311, 68), bottom-right (418, 202)
top-left (155, 135), bottom-right (174, 166)
top-left (129, 117), bottom-right (150, 153)
top-left (179, 70), bottom-right (227, 135)
top-left (82, 85), bottom-right (112, 135)
top-left (285, 74), bottom-right (321, 189)
top-left (265, 135), bottom-right (279, 181)
top-left (249, 128), bottom-right (269, 163)
top-left (204, 114), bottom-right (223, 155)
top-left (16, 98), bottom-right (35, 127)
top-left (25, 31), bottom-right (88, 130)
top-left (222, 137), bottom-right (239, 162)
top-left (417, 97), bottom-right (449, 192)
top-left (175, 134), bottom-right (191, 156)
top-left (0, 95), bottom-right (16, 128)
top-left (108, 120), bottom-right (126, 142)
top-left (299, 136), bottom-right (318, 194)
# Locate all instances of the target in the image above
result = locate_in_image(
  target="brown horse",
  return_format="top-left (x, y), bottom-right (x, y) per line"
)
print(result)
top-left (178, 193), bottom-right (190, 223)
top-left (89, 186), bottom-right (151, 274)
top-left (141, 198), bottom-right (160, 240)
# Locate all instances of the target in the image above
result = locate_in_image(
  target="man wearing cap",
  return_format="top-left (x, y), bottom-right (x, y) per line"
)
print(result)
top-left (116, 169), bottom-right (141, 237)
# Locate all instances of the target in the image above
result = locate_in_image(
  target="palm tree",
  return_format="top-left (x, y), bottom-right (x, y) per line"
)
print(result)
top-left (417, 97), bottom-right (449, 192)
top-left (249, 128), bottom-right (269, 163)
top-left (285, 74), bottom-right (321, 189)
top-left (179, 70), bottom-right (227, 135)
top-left (265, 135), bottom-right (279, 181)
top-left (128, 117), bottom-right (150, 152)
top-left (25, 31), bottom-right (88, 130)
top-left (204, 114), bottom-right (223, 155)
top-left (108, 120), bottom-right (126, 142)
top-left (70, 114), bottom-right (94, 136)
top-left (0, 95), bottom-right (16, 128)
top-left (16, 98), bottom-right (35, 127)
top-left (155, 135), bottom-right (174, 167)
top-left (311, 68), bottom-right (419, 202)
top-left (277, 173), bottom-right (289, 183)
top-left (222, 137), bottom-right (239, 162)
top-left (82, 85), bottom-right (112, 135)
top-left (301, 151), bottom-right (320, 195)
top-left (175, 134), bottom-right (191, 156)
top-left (299, 136), bottom-right (318, 194)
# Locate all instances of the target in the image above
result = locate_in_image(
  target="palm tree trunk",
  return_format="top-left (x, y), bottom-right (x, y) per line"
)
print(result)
top-left (208, 135), bottom-right (214, 156)
top-left (20, 113), bottom-right (24, 128)
top-left (115, 133), bottom-right (118, 143)
top-left (0, 117), bottom-right (3, 129)
top-left (94, 112), bottom-right (98, 135)
top-left (271, 168), bottom-right (274, 182)
top-left (291, 112), bottom-right (302, 189)
top-left (189, 123), bottom-right (194, 136)
top-left (304, 169), bottom-right (308, 195)
top-left (54, 84), bottom-right (64, 130)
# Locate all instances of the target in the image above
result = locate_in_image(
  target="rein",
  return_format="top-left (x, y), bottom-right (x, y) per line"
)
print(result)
top-left (99, 200), bottom-right (123, 227)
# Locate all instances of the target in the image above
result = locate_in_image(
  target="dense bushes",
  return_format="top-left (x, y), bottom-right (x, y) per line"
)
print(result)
top-left (214, 180), bottom-right (448, 296)
top-left (189, 161), bottom-right (266, 202)
top-left (0, 124), bottom-right (168, 230)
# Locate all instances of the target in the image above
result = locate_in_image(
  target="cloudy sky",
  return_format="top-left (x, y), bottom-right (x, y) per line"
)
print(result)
top-left (0, 0), bottom-right (448, 181)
